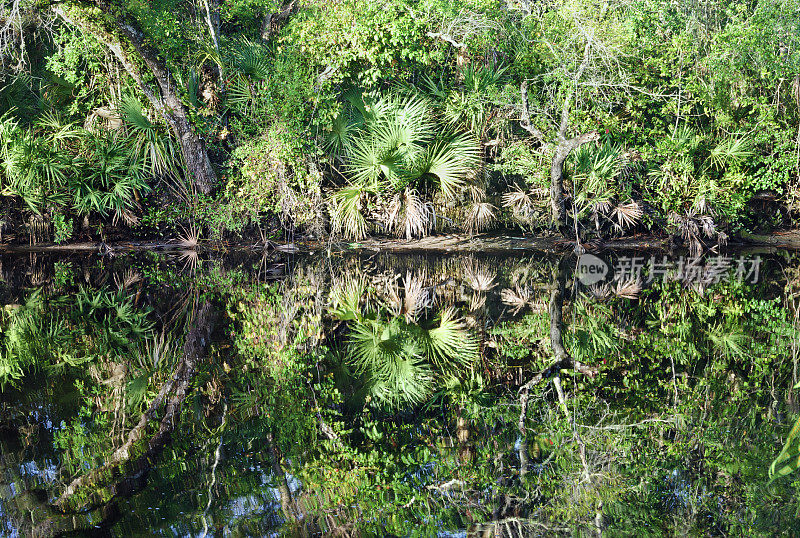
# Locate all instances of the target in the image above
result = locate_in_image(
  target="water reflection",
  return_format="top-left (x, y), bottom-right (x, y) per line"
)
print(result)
top-left (0, 249), bottom-right (799, 536)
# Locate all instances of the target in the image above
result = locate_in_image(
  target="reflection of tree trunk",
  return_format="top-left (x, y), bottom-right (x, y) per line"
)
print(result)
top-left (0, 444), bottom-right (118, 536)
top-left (518, 435), bottom-right (529, 478)
top-left (518, 259), bottom-right (597, 433)
top-left (456, 407), bottom-right (474, 463)
top-left (266, 433), bottom-right (308, 537)
top-left (56, 3), bottom-right (216, 194)
top-left (54, 301), bottom-right (217, 514)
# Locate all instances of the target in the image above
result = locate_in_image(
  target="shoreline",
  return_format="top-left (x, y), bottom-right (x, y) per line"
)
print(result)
top-left (1, 229), bottom-right (799, 255)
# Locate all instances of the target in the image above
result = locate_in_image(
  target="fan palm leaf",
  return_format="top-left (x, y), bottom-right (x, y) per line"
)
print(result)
top-left (422, 307), bottom-right (479, 369)
top-left (415, 134), bottom-right (480, 199)
top-left (330, 185), bottom-right (368, 239)
top-left (119, 97), bottom-right (178, 179)
top-left (709, 137), bottom-right (752, 170)
top-left (232, 38), bottom-right (271, 80)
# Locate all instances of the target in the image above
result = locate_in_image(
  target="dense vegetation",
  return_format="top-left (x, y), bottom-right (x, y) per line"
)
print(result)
top-left (2, 1), bottom-right (800, 535)
top-left (1, 0), bottom-right (798, 246)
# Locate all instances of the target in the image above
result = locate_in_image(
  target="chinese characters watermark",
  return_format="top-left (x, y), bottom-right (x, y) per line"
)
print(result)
top-left (577, 254), bottom-right (762, 286)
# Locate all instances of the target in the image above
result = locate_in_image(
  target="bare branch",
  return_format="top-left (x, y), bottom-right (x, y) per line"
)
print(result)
top-left (426, 31), bottom-right (467, 50)
top-left (519, 80), bottom-right (547, 144)
top-left (559, 38), bottom-right (592, 139)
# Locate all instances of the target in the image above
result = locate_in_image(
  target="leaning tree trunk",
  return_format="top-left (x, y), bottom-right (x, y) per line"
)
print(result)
top-left (57, 2), bottom-right (217, 194)
top-left (54, 301), bottom-right (217, 514)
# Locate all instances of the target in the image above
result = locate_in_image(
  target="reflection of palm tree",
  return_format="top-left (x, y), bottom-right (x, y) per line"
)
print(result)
top-left (347, 309), bottom-right (478, 409)
top-left (462, 257), bottom-right (496, 292)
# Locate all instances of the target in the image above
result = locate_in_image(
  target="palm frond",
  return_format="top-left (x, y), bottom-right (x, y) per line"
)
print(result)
top-left (417, 134), bottom-right (480, 199)
top-left (706, 325), bottom-right (747, 359)
top-left (119, 96), bottom-right (177, 178)
top-left (709, 137), bottom-right (752, 170)
top-left (462, 258), bottom-right (497, 292)
top-left (330, 185), bottom-right (368, 239)
top-left (330, 275), bottom-right (366, 321)
top-left (464, 201), bottom-right (496, 234)
top-left (348, 316), bottom-right (434, 408)
top-left (232, 38), bottom-right (271, 80)
top-left (501, 286), bottom-right (538, 315)
top-left (423, 307), bottom-right (479, 368)
top-left (614, 279), bottom-right (641, 299)
top-left (613, 201), bottom-right (643, 230)
top-left (387, 189), bottom-right (434, 239)
top-left (502, 187), bottom-right (532, 213)
top-left (400, 270), bottom-right (431, 323)
top-left (227, 74), bottom-right (254, 108)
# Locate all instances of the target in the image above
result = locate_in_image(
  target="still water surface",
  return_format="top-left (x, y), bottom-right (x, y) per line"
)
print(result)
top-left (1, 249), bottom-right (799, 536)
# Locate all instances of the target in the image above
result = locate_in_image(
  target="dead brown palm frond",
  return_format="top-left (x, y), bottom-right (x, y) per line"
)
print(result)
top-left (612, 201), bottom-right (642, 230)
top-left (593, 198), bottom-right (614, 216)
top-left (614, 278), bottom-right (641, 299)
top-left (468, 291), bottom-right (486, 312)
top-left (502, 187), bottom-right (532, 213)
top-left (400, 270), bottom-right (432, 322)
top-left (28, 267), bottom-right (46, 287)
top-left (698, 214), bottom-right (716, 238)
top-left (468, 184), bottom-right (486, 203)
top-left (464, 201), bottom-right (497, 234)
top-left (114, 268), bottom-right (141, 290)
top-left (113, 207), bottom-right (140, 227)
top-left (462, 258), bottom-right (496, 292)
top-left (501, 286), bottom-right (531, 314)
top-left (587, 283), bottom-right (612, 301)
top-left (26, 215), bottom-right (48, 245)
top-left (387, 189), bottom-right (435, 239)
top-left (669, 210), bottom-right (704, 257)
top-left (693, 196), bottom-right (714, 216)
top-left (176, 222), bottom-right (199, 248)
top-left (177, 248), bottom-right (199, 273)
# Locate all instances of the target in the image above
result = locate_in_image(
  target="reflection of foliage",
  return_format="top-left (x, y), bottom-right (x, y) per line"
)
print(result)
top-left (771, 411), bottom-right (800, 481)
top-left (4, 254), bottom-right (800, 536)
top-left (0, 287), bottom-right (154, 387)
top-left (346, 308), bottom-right (478, 409)
top-left (228, 266), bottom-right (324, 381)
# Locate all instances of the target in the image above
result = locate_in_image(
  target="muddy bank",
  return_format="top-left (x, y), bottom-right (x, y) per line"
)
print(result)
top-left (2, 230), bottom-right (800, 255)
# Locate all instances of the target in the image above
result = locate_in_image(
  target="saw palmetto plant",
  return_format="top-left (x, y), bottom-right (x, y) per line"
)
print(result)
top-left (569, 141), bottom-right (641, 232)
top-left (119, 96), bottom-right (179, 181)
top-left (649, 125), bottom-right (752, 223)
top-left (326, 91), bottom-right (480, 239)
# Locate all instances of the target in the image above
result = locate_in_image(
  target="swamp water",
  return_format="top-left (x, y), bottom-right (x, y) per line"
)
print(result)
top-left (1, 248), bottom-right (799, 536)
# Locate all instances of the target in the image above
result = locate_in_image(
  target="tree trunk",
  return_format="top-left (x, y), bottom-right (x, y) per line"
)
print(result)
top-left (260, 1), bottom-right (296, 41)
top-left (550, 131), bottom-right (600, 233)
top-left (58, 3), bottom-right (217, 194)
top-left (54, 301), bottom-right (217, 513)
